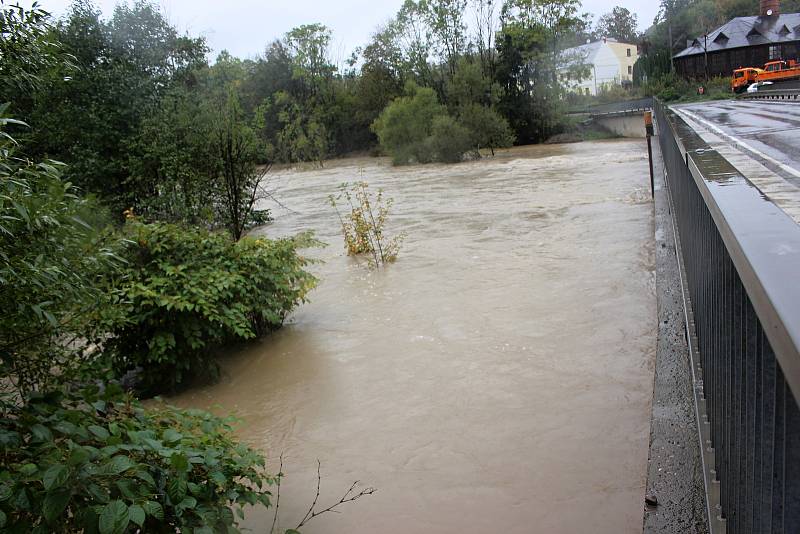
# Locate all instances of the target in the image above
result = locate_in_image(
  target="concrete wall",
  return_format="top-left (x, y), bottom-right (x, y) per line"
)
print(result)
top-left (595, 114), bottom-right (647, 138)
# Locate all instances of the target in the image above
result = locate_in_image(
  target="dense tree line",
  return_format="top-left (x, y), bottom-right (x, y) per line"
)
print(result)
top-left (1, 0), bottom-right (608, 220)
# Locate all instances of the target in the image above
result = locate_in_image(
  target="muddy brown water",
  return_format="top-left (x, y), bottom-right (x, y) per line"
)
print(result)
top-left (169, 140), bottom-right (657, 534)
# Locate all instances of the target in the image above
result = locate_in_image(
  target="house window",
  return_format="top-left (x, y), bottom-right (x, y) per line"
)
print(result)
top-left (628, 65), bottom-right (633, 75)
top-left (770, 45), bottom-right (781, 59)
top-left (627, 48), bottom-right (631, 57)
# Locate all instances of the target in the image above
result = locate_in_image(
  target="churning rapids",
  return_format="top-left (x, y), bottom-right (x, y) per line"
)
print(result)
top-left (170, 140), bottom-right (657, 533)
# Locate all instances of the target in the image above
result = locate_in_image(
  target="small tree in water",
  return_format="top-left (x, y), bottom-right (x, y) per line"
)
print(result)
top-left (328, 181), bottom-right (404, 267)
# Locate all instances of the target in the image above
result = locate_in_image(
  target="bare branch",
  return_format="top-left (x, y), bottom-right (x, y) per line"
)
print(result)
top-left (297, 459), bottom-right (323, 528)
top-left (270, 453), bottom-right (284, 534)
top-left (294, 460), bottom-right (377, 530)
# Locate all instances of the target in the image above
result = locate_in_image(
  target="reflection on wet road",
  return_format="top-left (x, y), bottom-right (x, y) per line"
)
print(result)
top-left (674, 100), bottom-right (800, 186)
top-left (169, 141), bottom-right (656, 534)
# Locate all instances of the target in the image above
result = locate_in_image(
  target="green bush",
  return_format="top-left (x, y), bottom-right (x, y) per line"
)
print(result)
top-left (643, 72), bottom-right (732, 103)
top-left (0, 385), bottom-right (275, 533)
top-left (457, 104), bottom-right (515, 156)
top-left (371, 84), bottom-right (447, 165)
top-left (0, 117), bottom-right (302, 534)
top-left (0, 110), bottom-right (121, 396)
top-left (426, 115), bottom-right (474, 164)
top-left (97, 222), bottom-right (318, 392)
top-left (372, 84), bottom-right (488, 165)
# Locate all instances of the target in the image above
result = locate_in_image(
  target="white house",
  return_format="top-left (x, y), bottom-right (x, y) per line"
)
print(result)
top-left (561, 38), bottom-right (640, 96)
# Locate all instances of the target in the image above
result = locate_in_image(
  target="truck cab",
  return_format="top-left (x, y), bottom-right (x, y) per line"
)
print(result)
top-left (732, 67), bottom-right (763, 93)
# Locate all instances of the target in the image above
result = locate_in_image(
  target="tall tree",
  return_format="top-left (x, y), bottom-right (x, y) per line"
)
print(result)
top-left (471, 0), bottom-right (500, 78)
top-left (396, 1), bottom-right (436, 86)
top-left (493, 0), bottom-right (582, 142)
top-left (284, 23), bottom-right (336, 100)
top-left (595, 6), bottom-right (639, 43)
top-left (501, 0), bottom-right (584, 79)
top-left (424, 0), bottom-right (469, 77)
top-left (211, 91), bottom-right (268, 241)
top-left (14, 0), bottom-right (209, 213)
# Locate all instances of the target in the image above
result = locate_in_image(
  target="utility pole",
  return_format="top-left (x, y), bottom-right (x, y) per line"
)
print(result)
top-left (704, 33), bottom-right (709, 80)
top-left (645, 112), bottom-right (654, 198)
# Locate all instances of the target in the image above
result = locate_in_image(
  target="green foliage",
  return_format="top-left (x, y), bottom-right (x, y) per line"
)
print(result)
top-left (641, 72), bottom-right (731, 102)
top-left (458, 103), bottom-right (515, 155)
top-left (371, 84), bottom-right (448, 164)
top-left (0, 385), bottom-right (277, 533)
top-left (96, 221), bottom-right (318, 392)
top-left (252, 24), bottom-right (338, 165)
top-left (14, 0), bottom-right (209, 213)
top-left (446, 56), bottom-right (503, 111)
top-left (257, 91), bottom-right (329, 166)
top-left (633, 49), bottom-right (672, 86)
top-left (128, 87), bottom-right (217, 224)
top-left (284, 24), bottom-right (336, 87)
top-left (494, 0), bottom-right (579, 143)
top-left (329, 182), bottom-right (403, 267)
top-left (210, 90), bottom-right (269, 240)
top-left (372, 80), bottom-right (514, 164)
top-left (427, 115), bottom-right (474, 163)
top-left (0, 1), bottom-right (65, 100)
top-left (0, 112), bottom-right (120, 395)
top-left (594, 7), bottom-right (639, 43)
top-left (128, 86), bottom-right (272, 238)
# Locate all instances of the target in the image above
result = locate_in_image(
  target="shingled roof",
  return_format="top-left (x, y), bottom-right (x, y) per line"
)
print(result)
top-left (674, 13), bottom-right (800, 58)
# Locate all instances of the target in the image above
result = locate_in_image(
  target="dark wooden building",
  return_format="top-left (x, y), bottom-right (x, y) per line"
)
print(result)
top-left (674, 0), bottom-right (800, 78)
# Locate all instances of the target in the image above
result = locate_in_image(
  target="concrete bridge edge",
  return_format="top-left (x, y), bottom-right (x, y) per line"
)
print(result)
top-left (642, 135), bottom-right (710, 534)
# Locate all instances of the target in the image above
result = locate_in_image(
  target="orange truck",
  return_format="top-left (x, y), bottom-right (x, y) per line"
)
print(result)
top-left (732, 59), bottom-right (800, 93)
top-left (758, 59), bottom-right (800, 83)
top-left (732, 67), bottom-right (764, 93)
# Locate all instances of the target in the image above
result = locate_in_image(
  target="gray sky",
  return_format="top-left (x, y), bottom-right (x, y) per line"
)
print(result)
top-left (37, 0), bottom-right (660, 61)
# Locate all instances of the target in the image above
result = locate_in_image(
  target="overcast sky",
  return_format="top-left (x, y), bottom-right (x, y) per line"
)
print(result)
top-left (36, 0), bottom-right (660, 61)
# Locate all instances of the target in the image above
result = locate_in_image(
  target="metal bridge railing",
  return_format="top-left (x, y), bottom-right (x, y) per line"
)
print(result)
top-left (739, 89), bottom-right (800, 101)
top-left (569, 96), bottom-right (654, 116)
top-left (655, 99), bottom-right (800, 534)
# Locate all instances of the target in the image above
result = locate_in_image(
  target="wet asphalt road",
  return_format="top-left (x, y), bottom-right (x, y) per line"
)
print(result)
top-left (673, 99), bottom-right (800, 180)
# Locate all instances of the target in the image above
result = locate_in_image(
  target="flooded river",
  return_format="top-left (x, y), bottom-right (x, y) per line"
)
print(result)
top-left (171, 140), bottom-right (656, 533)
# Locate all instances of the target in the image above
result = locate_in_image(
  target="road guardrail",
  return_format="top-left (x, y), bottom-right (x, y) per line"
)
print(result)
top-left (739, 89), bottom-right (800, 101)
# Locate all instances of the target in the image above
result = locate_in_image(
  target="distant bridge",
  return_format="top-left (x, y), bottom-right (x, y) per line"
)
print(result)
top-left (569, 97), bottom-right (653, 138)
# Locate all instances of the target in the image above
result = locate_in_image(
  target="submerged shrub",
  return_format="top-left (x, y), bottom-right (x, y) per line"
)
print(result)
top-left (96, 221), bottom-right (318, 392)
top-left (372, 84), bottom-right (507, 165)
top-left (457, 104), bottom-right (516, 156)
top-left (329, 181), bottom-right (404, 267)
top-left (371, 84), bottom-right (446, 165)
top-left (0, 385), bottom-right (276, 533)
top-left (426, 115), bottom-right (474, 164)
